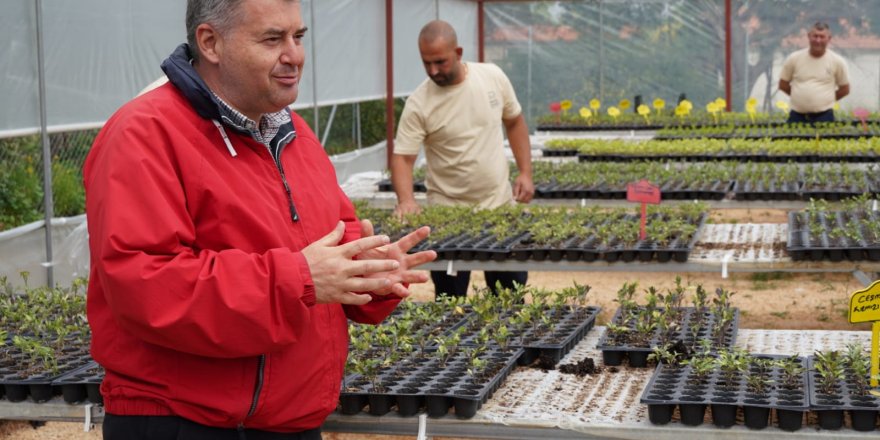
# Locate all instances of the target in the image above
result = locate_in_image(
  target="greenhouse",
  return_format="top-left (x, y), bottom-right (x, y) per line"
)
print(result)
top-left (3, 0), bottom-right (880, 439)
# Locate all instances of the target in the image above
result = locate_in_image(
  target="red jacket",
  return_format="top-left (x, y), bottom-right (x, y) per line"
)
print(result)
top-left (84, 80), bottom-right (398, 431)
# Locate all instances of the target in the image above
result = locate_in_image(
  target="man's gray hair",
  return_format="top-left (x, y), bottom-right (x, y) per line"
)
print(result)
top-left (811, 21), bottom-right (831, 33)
top-left (186, 0), bottom-right (246, 62)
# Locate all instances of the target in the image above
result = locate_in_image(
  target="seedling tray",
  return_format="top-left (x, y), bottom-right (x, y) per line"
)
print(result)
top-left (51, 360), bottom-right (104, 405)
top-left (807, 356), bottom-right (880, 431)
top-left (787, 211), bottom-right (880, 262)
top-left (454, 306), bottom-right (601, 366)
top-left (640, 354), bottom-right (809, 431)
top-left (339, 347), bottom-right (522, 419)
top-left (0, 348), bottom-right (93, 403)
top-left (597, 306), bottom-right (740, 368)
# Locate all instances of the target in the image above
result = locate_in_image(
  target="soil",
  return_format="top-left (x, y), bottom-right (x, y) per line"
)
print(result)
top-left (7, 209), bottom-right (874, 439)
top-left (557, 356), bottom-right (601, 376)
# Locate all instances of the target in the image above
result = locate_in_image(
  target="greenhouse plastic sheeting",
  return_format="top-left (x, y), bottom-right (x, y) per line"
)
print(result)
top-left (484, 0), bottom-right (880, 131)
top-left (1, 0), bottom-right (477, 137)
top-left (0, 215), bottom-right (87, 289)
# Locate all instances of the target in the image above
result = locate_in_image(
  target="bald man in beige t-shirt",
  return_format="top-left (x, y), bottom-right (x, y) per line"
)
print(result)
top-left (391, 20), bottom-right (534, 299)
top-left (778, 22), bottom-right (850, 124)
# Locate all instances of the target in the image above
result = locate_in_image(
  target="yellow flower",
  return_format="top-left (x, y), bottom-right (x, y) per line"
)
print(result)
top-left (746, 104), bottom-right (757, 114)
top-left (714, 98), bottom-right (727, 109)
top-left (560, 99), bottom-right (572, 111)
top-left (675, 105), bottom-right (689, 117)
top-left (607, 107), bottom-right (620, 117)
top-left (652, 98), bottom-right (665, 110)
top-left (775, 101), bottom-right (789, 111)
top-left (833, 102), bottom-right (840, 111)
top-left (637, 104), bottom-right (651, 116)
top-left (746, 97), bottom-right (757, 108)
top-left (618, 99), bottom-right (631, 110)
top-left (590, 99), bottom-right (601, 110)
top-left (579, 107), bottom-right (592, 119)
top-left (706, 102), bottom-right (719, 113)
top-left (680, 100), bottom-right (693, 111)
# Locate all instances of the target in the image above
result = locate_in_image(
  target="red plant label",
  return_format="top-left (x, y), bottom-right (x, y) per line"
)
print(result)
top-left (627, 180), bottom-right (661, 204)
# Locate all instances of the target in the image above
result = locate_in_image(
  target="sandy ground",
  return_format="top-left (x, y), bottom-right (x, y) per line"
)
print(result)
top-left (4, 209), bottom-right (874, 439)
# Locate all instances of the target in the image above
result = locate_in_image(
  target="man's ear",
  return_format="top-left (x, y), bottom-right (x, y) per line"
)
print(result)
top-left (455, 46), bottom-right (463, 60)
top-left (195, 23), bottom-right (222, 64)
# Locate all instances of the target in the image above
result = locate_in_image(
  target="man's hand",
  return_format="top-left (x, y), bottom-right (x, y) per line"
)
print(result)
top-left (513, 173), bottom-right (535, 203)
top-left (302, 222), bottom-right (404, 305)
top-left (358, 219), bottom-right (436, 297)
top-left (393, 199), bottom-right (422, 220)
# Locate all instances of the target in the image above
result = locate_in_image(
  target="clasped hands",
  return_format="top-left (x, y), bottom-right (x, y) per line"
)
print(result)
top-left (301, 220), bottom-right (436, 305)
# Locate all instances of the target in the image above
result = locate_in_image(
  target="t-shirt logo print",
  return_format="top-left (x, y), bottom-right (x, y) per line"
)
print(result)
top-left (488, 91), bottom-right (500, 108)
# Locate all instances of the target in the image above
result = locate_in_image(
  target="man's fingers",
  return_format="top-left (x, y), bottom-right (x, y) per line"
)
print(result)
top-left (345, 259), bottom-right (399, 278)
top-left (398, 270), bottom-right (430, 285)
top-left (340, 234), bottom-right (392, 258)
top-left (332, 292), bottom-right (373, 306)
top-left (393, 226), bottom-right (431, 253)
top-left (403, 250), bottom-right (437, 270)
top-left (389, 283), bottom-right (412, 298)
top-left (315, 221), bottom-right (346, 246)
top-left (360, 219), bottom-right (374, 237)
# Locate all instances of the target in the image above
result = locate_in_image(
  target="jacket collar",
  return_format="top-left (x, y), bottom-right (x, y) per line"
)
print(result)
top-left (159, 43), bottom-right (297, 150)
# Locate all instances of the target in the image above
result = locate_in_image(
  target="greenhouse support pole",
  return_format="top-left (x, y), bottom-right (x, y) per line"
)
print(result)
top-left (477, 1), bottom-right (485, 62)
top-left (35, 0), bottom-right (55, 287)
top-left (309, 0), bottom-right (319, 136)
top-left (385, 0), bottom-right (394, 168)
top-left (724, 0), bottom-right (732, 111)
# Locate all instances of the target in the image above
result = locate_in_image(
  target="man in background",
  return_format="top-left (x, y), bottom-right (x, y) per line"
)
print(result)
top-left (390, 20), bottom-right (534, 299)
top-left (778, 21), bottom-right (850, 124)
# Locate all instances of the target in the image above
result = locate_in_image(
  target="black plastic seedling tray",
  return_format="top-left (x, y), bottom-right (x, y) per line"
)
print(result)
top-left (597, 306), bottom-right (740, 368)
top-left (339, 347), bottom-right (522, 419)
top-left (807, 356), bottom-right (880, 431)
top-left (641, 354), bottom-right (809, 431)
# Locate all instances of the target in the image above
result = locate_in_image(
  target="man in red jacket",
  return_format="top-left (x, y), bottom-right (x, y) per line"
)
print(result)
top-left (84, 0), bottom-right (436, 438)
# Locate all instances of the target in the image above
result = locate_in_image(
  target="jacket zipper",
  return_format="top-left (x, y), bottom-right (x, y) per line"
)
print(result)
top-left (270, 139), bottom-right (299, 222)
top-left (238, 354), bottom-right (266, 433)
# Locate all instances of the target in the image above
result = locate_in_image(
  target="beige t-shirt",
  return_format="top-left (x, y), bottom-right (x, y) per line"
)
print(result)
top-left (779, 48), bottom-right (849, 113)
top-left (394, 62), bottom-right (522, 209)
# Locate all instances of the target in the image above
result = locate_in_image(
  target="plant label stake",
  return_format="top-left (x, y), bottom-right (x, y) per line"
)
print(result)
top-left (854, 107), bottom-right (870, 133)
top-left (848, 279), bottom-right (880, 393)
top-left (626, 179), bottom-right (661, 240)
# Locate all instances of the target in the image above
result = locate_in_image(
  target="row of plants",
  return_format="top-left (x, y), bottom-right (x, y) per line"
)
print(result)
top-left (380, 161), bottom-right (878, 202)
top-left (642, 341), bottom-right (880, 432)
top-left (655, 121), bottom-right (880, 140)
top-left (0, 274), bottom-right (94, 403)
top-left (597, 278), bottom-right (739, 368)
top-left (543, 137), bottom-right (880, 162)
top-left (360, 202), bottom-right (708, 264)
top-left (342, 284), bottom-right (600, 418)
top-left (787, 196), bottom-right (880, 262)
top-left (537, 97), bottom-right (871, 131)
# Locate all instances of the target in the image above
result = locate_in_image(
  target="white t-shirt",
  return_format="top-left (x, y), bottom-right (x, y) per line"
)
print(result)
top-left (394, 62), bottom-right (522, 209)
top-left (779, 48), bottom-right (849, 113)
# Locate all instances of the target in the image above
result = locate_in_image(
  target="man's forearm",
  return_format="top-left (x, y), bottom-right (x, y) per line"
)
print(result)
top-left (836, 84), bottom-right (850, 101)
top-left (778, 79), bottom-right (791, 96)
top-left (390, 154), bottom-right (417, 204)
top-left (504, 114), bottom-right (532, 177)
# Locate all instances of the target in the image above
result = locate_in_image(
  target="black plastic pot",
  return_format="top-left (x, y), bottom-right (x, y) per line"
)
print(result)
top-left (648, 403), bottom-right (674, 424)
top-left (743, 405), bottom-right (770, 429)
top-left (679, 403), bottom-right (707, 426)
top-left (776, 409), bottom-right (804, 431)
top-left (817, 410), bottom-right (844, 430)
top-left (850, 409), bottom-right (879, 431)
top-left (710, 404), bottom-right (737, 427)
